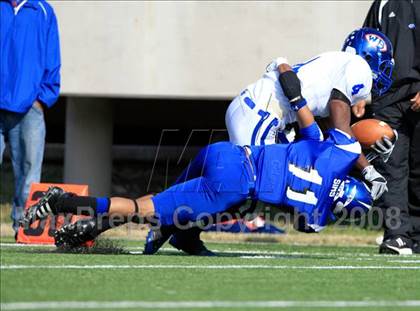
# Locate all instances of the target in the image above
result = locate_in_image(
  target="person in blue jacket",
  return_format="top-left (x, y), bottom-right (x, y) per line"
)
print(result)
top-left (0, 0), bottom-right (61, 233)
top-left (20, 65), bottom-right (373, 255)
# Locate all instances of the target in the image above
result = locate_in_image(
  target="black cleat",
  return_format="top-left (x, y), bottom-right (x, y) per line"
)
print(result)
top-left (143, 227), bottom-right (173, 255)
top-left (379, 236), bottom-right (413, 255)
top-left (20, 186), bottom-right (65, 227)
top-left (169, 229), bottom-right (216, 256)
top-left (54, 217), bottom-right (98, 249)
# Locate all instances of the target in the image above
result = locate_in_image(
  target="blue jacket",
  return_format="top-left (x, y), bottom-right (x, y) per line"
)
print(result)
top-left (0, 0), bottom-right (61, 113)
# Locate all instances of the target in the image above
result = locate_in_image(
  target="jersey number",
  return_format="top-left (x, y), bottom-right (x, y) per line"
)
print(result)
top-left (351, 84), bottom-right (364, 96)
top-left (286, 164), bottom-right (322, 205)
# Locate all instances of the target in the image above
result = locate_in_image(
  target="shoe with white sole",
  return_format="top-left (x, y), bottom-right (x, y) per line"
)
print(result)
top-left (379, 236), bottom-right (413, 255)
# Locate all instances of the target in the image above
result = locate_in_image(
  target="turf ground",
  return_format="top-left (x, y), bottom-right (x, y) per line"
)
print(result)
top-left (1, 236), bottom-right (419, 311)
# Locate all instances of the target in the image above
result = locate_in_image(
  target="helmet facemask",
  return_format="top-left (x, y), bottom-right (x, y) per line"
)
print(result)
top-left (371, 59), bottom-right (394, 96)
top-left (342, 28), bottom-right (395, 97)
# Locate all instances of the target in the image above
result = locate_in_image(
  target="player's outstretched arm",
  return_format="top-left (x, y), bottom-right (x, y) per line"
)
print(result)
top-left (278, 64), bottom-right (323, 142)
top-left (329, 94), bottom-right (387, 200)
top-left (278, 63), bottom-right (315, 129)
top-left (329, 97), bottom-right (370, 165)
top-left (329, 96), bottom-right (368, 168)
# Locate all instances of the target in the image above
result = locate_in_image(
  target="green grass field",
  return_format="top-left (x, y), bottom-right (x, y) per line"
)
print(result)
top-left (1, 236), bottom-right (419, 311)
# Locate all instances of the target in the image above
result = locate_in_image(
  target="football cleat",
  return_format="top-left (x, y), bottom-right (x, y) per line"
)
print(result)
top-left (169, 229), bottom-right (216, 256)
top-left (379, 236), bottom-right (413, 255)
top-left (54, 217), bottom-right (98, 249)
top-left (143, 226), bottom-right (173, 255)
top-left (19, 186), bottom-right (65, 227)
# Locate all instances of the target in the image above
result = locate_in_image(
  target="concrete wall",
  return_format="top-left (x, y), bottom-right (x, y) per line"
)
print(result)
top-left (52, 1), bottom-right (373, 196)
top-left (52, 1), bottom-right (372, 99)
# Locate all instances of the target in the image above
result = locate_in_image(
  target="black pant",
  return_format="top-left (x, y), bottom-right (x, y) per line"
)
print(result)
top-left (373, 99), bottom-right (420, 242)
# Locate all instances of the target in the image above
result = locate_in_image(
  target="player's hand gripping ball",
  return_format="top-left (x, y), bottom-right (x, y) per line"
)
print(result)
top-left (351, 119), bottom-right (395, 148)
top-left (351, 119), bottom-right (397, 163)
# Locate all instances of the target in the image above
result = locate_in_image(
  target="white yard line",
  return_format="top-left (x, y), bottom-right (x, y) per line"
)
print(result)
top-left (128, 248), bottom-right (376, 258)
top-left (146, 246), bottom-right (378, 257)
top-left (1, 300), bottom-right (420, 310)
top-left (240, 255), bottom-right (277, 259)
top-left (1, 264), bottom-right (419, 270)
top-left (156, 247), bottom-right (420, 259)
top-left (0, 243), bottom-right (54, 248)
top-left (1, 243), bottom-right (376, 257)
top-left (130, 249), bottom-right (419, 261)
top-left (0, 243), bottom-right (397, 258)
top-left (2, 243), bottom-right (419, 261)
top-left (389, 260), bottom-right (420, 263)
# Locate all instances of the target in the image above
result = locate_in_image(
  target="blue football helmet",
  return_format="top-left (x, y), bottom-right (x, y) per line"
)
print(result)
top-left (332, 176), bottom-right (373, 218)
top-left (342, 27), bottom-right (394, 96)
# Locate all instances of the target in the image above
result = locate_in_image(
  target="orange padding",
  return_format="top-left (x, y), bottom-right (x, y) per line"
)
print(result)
top-left (16, 183), bottom-right (89, 244)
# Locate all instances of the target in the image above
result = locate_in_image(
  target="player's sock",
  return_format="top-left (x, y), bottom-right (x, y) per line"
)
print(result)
top-left (55, 196), bottom-right (110, 216)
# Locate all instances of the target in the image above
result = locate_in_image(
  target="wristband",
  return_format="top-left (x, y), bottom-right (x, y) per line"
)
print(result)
top-left (290, 98), bottom-right (307, 111)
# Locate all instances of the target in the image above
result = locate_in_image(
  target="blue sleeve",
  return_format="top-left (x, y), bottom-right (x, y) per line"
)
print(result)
top-left (38, 11), bottom-right (61, 108)
top-left (327, 129), bottom-right (361, 155)
top-left (299, 122), bottom-right (324, 141)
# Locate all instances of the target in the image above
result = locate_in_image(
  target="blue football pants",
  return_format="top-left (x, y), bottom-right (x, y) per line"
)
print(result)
top-left (152, 142), bottom-right (255, 226)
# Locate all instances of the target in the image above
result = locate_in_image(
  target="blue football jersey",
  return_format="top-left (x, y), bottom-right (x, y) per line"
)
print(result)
top-left (252, 124), bottom-right (361, 231)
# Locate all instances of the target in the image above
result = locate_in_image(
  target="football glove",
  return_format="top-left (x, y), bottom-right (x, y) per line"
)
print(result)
top-left (366, 130), bottom-right (398, 163)
top-left (362, 165), bottom-right (388, 200)
top-left (265, 57), bottom-right (289, 72)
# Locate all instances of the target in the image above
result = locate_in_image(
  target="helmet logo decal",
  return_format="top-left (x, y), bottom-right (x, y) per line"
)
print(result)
top-left (329, 178), bottom-right (345, 201)
top-left (343, 186), bottom-right (357, 207)
top-left (365, 34), bottom-right (387, 52)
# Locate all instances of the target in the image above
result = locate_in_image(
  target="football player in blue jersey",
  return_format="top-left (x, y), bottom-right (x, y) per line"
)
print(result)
top-left (153, 27), bottom-right (397, 255)
top-left (145, 27), bottom-right (396, 255)
top-left (20, 64), bottom-right (373, 254)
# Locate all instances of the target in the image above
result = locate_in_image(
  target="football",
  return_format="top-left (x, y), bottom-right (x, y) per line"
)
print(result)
top-left (351, 119), bottom-right (395, 149)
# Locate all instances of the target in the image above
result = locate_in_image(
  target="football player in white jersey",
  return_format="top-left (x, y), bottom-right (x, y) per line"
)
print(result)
top-left (226, 27), bottom-right (395, 201)
top-left (226, 51), bottom-right (371, 146)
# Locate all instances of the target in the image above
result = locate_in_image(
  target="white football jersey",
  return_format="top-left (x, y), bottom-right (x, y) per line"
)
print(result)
top-left (226, 51), bottom-right (372, 146)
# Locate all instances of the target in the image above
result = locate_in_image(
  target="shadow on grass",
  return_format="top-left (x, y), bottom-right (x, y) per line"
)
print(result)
top-left (8, 245), bottom-right (334, 260)
top-left (54, 238), bottom-right (129, 255)
top-left (7, 239), bottom-right (129, 255)
top-left (4, 239), bottom-right (336, 259)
